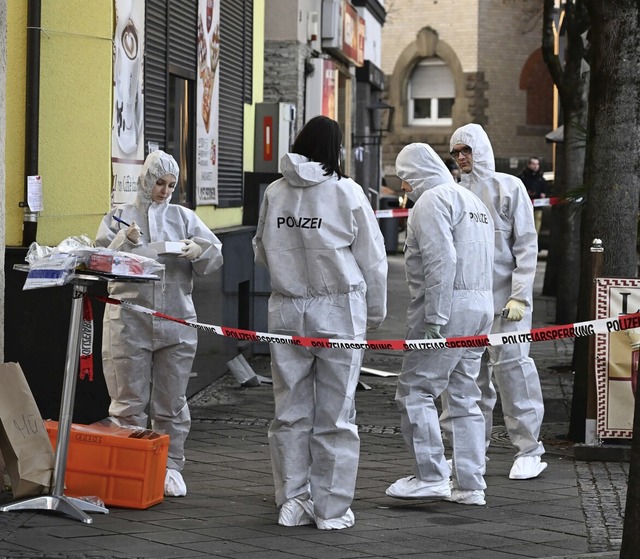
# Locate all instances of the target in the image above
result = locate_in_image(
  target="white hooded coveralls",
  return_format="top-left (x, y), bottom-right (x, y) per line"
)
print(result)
top-left (449, 124), bottom-right (545, 459)
top-left (96, 151), bottom-right (223, 471)
top-left (253, 153), bottom-right (387, 520)
top-left (396, 143), bottom-right (494, 491)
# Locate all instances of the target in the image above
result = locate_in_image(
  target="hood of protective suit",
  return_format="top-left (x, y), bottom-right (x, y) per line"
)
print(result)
top-left (280, 153), bottom-right (334, 188)
top-left (396, 143), bottom-right (453, 202)
top-left (136, 150), bottom-right (180, 204)
top-left (449, 124), bottom-right (495, 183)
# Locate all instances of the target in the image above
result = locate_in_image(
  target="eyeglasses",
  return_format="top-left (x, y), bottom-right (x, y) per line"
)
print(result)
top-left (450, 146), bottom-right (472, 159)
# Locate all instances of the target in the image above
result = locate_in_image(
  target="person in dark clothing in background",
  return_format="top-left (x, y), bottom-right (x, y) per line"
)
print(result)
top-left (517, 157), bottom-right (548, 234)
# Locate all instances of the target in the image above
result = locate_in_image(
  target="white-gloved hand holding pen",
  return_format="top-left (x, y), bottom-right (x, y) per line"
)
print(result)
top-left (126, 221), bottom-right (142, 244)
top-left (180, 238), bottom-right (202, 260)
top-left (424, 323), bottom-right (441, 339)
top-left (502, 299), bottom-right (525, 322)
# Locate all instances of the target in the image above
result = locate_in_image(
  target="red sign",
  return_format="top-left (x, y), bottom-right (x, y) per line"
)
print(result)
top-left (356, 16), bottom-right (365, 66)
top-left (263, 116), bottom-right (273, 161)
top-left (342, 2), bottom-right (359, 65)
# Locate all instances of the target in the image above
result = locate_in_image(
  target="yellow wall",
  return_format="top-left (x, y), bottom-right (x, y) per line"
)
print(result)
top-left (245, 0), bottom-right (265, 173)
top-left (6, 4), bottom-right (28, 246)
top-left (6, 1), bottom-right (113, 247)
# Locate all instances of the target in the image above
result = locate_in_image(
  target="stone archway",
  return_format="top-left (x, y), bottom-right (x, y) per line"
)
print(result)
top-left (382, 27), bottom-right (485, 186)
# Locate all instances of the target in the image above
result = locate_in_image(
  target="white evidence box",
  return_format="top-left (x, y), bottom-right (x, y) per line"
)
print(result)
top-left (147, 241), bottom-right (185, 256)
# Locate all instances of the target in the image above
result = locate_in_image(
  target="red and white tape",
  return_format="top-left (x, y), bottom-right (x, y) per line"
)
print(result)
top-left (532, 196), bottom-right (562, 208)
top-left (93, 295), bottom-right (640, 351)
top-left (374, 197), bottom-right (562, 218)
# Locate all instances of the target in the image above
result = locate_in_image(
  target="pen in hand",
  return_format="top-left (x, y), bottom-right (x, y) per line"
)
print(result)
top-left (113, 215), bottom-right (144, 235)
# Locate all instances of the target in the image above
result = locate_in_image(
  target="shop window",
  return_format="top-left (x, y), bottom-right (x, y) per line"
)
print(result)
top-left (407, 58), bottom-right (454, 126)
top-left (145, 0), bottom-right (254, 208)
top-left (217, 0), bottom-right (252, 207)
top-left (167, 73), bottom-right (196, 207)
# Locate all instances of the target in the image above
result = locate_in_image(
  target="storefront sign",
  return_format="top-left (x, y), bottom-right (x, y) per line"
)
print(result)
top-left (111, 0), bottom-right (145, 206)
top-left (305, 58), bottom-right (337, 121)
top-left (595, 277), bottom-right (640, 438)
top-left (321, 0), bottom-right (364, 67)
top-left (356, 16), bottom-right (365, 67)
top-left (322, 59), bottom-right (337, 119)
top-left (342, 2), bottom-right (358, 64)
top-left (196, 0), bottom-right (221, 205)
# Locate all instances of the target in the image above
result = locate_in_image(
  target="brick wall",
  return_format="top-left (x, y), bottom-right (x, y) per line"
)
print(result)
top-left (380, 0), bottom-right (554, 182)
top-left (263, 40), bottom-right (311, 133)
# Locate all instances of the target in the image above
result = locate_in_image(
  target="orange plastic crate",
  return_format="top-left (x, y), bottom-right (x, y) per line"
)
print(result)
top-left (45, 420), bottom-right (169, 509)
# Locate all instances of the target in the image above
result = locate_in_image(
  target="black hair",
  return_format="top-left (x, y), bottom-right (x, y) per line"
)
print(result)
top-left (291, 115), bottom-right (347, 179)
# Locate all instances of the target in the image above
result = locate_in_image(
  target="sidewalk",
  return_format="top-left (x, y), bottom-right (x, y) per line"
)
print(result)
top-left (0, 254), bottom-right (628, 558)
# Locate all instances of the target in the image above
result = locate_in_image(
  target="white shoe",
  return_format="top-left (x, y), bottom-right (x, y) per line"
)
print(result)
top-left (509, 455), bottom-right (548, 480)
top-left (278, 498), bottom-right (315, 526)
top-left (448, 489), bottom-right (486, 506)
top-left (164, 469), bottom-right (187, 497)
top-left (386, 476), bottom-right (451, 500)
top-left (316, 508), bottom-right (355, 530)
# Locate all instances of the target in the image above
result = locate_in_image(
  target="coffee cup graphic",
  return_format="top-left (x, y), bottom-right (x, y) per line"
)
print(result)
top-left (115, 1), bottom-right (142, 155)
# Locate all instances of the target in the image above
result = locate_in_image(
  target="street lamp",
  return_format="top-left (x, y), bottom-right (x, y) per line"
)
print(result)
top-left (367, 100), bottom-right (395, 135)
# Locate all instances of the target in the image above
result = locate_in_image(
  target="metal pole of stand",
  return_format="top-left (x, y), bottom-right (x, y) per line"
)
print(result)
top-left (585, 239), bottom-right (604, 445)
top-left (0, 278), bottom-right (109, 523)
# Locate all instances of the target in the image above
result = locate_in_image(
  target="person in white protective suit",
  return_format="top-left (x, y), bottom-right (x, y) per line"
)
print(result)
top-left (386, 143), bottom-right (494, 506)
top-left (449, 123), bottom-right (547, 480)
top-left (96, 150), bottom-right (223, 497)
top-left (253, 115), bottom-right (388, 530)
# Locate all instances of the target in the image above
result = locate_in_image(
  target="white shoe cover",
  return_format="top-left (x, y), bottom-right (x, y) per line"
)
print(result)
top-left (448, 489), bottom-right (486, 506)
top-left (278, 498), bottom-right (315, 526)
top-left (316, 508), bottom-right (355, 530)
top-left (386, 476), bottom-right (451, 500)
top-left (509, 455), bottom-right (548, 480)
top-left (164, 469), bottom-right (187, 497)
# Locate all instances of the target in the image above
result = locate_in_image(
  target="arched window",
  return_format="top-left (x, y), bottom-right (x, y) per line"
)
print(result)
top-left (519, 49), bottom-right (553, 127)
top-left (408, 58), bottom-right (454, 126)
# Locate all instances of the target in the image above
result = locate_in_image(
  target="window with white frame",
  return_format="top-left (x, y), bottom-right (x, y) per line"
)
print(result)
top-left (408, 58), bottom-right (454, 126)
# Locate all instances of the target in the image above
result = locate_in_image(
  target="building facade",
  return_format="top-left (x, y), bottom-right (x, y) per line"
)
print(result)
top-left (260, 0), bottom-right (386, 192)
top-left (248, 0), bottom-right (386, 349)
top-left (380, 0), bottom-right (554, 187)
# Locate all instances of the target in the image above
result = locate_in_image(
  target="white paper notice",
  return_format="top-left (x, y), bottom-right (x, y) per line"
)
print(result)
top-left (27, 175), bottom-right (44, 211)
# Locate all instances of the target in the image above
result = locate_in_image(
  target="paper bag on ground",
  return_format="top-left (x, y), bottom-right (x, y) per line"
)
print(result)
top-left (0, 363), bottom-right (54, 498)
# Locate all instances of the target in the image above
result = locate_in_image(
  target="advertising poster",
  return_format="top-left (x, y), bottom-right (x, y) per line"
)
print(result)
top-left (111, 0), bottom-right (145, 206)
top-left (356, 16), bottom-right (365, 67)
top-left (321, 59), bottom-right (337, 120)
top-left (196, 0), bottom-right (220, 205)
top-left (594, 277), bottom-right (640, 438)
top-left (342, 1), bottom-right (357, 63)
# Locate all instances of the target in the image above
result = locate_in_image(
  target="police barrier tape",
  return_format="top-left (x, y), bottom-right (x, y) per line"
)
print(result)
top-left (93, 295), bottom-right (640, 351)
top-left (374, 197), bottom-right (562, 219)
